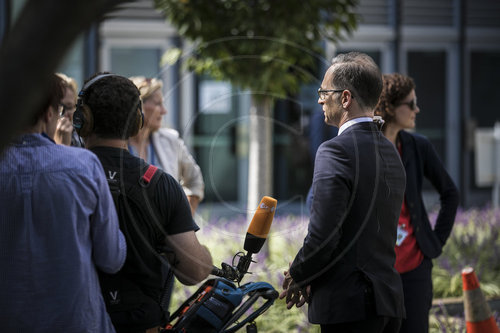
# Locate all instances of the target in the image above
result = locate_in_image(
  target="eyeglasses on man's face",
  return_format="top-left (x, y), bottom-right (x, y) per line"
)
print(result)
top-left (57, 103), bottom-right (76, 117)
top-left (397, 99), bottom-right (417, 110)
top-left (318, 88), bottom-right (347, 100)
top-left (317, 88), bottom-right (350, 100)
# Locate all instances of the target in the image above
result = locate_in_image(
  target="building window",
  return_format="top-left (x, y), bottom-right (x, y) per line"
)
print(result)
top-left (194, 77), bottom-right (239, 203)
top-left (402, 0), bottom-right (454, 26)
top-left (469, 51), bottom-right (500, 193)
top-left (407, 51), bottom-right (447, 160)
top-left (110, 47), bottom-right (162, 78)
top-left (470, 52), bottom-right (500, 127)
top-left (58, 36), bottom-right (85, 87)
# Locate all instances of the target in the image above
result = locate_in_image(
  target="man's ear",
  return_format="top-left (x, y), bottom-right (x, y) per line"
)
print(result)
top-left (43, 106), bottom-right (56, 123)
top-left (341, 91), bottom-right (353, 109)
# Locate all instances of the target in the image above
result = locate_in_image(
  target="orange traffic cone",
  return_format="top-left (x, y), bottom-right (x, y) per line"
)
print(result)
top-left (462, 267), bottom-right (500, 333)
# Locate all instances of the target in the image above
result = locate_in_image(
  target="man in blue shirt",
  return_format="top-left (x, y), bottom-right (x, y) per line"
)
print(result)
top-left (0, 74), bottom-right (126, 332)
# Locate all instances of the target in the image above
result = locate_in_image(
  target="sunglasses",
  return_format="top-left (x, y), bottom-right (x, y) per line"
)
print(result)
top-left (397, 99), bottom-right (417, 110)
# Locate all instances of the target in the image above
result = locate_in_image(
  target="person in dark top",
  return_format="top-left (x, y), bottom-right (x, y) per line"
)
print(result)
top-left (76, 72), bottom-right (213, 333)
top-left (374, 73), bottom-right (459, 333)
top-left (281, 52), bottom-right (406, 333)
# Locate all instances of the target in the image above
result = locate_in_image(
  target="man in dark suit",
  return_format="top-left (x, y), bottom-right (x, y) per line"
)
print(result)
top-left (280, 52), bottom-right (406, 333)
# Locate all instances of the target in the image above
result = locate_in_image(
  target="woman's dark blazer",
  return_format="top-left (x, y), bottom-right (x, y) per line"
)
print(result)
top-left (398, 130), bottom-right (459, 259)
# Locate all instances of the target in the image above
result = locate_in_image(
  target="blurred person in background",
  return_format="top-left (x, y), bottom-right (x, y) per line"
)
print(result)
top-left (129, 76), bottom-right (204, 215)
top-left (54, 73), bottom-right (84, 147)
top-left (374, 73), bottom-right (459, 333)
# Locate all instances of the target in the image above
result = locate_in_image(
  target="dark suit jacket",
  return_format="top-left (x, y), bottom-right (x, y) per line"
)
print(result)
top-left (290, 121), bottom-right (406, 324)
top-left (398, 130), bottom-right (459, 258)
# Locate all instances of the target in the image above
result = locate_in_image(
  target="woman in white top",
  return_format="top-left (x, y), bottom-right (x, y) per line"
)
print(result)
top-left (129, 76), bottom-right (204, 214)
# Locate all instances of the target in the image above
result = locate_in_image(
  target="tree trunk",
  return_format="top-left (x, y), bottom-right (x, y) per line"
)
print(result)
top-left (247, 95), bottom-right (273, 220)
top-left (0, 0), bottom-right (130, 154)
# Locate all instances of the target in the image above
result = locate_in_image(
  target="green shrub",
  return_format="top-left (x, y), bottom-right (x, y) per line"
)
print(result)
top-left (431, 208), bottom-right (500, 298)
top-left (167, 207), bottom-right (500, 331)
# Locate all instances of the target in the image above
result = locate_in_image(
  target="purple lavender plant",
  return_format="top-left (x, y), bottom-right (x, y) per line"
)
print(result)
top-left (432, 206), bottom-right (500, 298)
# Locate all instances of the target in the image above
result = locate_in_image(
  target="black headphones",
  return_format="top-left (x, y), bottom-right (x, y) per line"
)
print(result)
top-left (73, 73), bottom-right (144, 137)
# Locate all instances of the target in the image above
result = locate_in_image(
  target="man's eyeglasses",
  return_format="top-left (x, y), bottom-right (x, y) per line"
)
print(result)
top-left (397, 99), bottom-right (417, 110)
top-left (317, 88), bottom-right (347, 100)
top-left (57, 103), bottom-right (76, 117)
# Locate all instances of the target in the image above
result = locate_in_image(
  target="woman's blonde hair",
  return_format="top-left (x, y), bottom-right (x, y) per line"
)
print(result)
top-left (56, 73), bottom-right (78, 102)
top-left (129, 76), bottom-right (163, 100)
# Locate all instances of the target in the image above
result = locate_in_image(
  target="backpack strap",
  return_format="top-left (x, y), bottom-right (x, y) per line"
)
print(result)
top-left (118, 163), bottom-right (163, 230)
top-left (136, 164), bottom-right (176, 319)
top-left (140, 165), bottom-right (159, 186)
top-left (119, 163), bottom-right (174, 319)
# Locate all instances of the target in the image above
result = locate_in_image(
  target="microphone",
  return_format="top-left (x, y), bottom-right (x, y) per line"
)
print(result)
top-left (211, 196), bottom-right (277, 283)
top-left (244, 196), bottom-right (277, 254)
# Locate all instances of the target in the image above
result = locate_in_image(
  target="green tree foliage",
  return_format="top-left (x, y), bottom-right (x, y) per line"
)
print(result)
top-left (155, 0), bottom-right (359, 96)
top-left (155, 0), bottom-right (359, 214)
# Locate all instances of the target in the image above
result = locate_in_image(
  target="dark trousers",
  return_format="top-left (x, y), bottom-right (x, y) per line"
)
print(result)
top-left (320, 316), bottom-right (402, 333)
top-left (399, 257), bottom-right (433, 333)
top-left (320, 283), bottom-right (402, 333)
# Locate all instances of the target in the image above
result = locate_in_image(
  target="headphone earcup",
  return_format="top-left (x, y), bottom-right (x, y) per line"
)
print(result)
top-left (138, 108), bottom-right (144, 130)
top-left (77, 104), bottom-right (94, 138)
top-left (73, 101), bottom-right (85, 135)
top-left (128, 108), bottom-right (144, 137)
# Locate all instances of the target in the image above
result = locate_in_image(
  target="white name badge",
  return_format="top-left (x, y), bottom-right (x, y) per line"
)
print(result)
top-left (396, 225), bottom-right (408, 246)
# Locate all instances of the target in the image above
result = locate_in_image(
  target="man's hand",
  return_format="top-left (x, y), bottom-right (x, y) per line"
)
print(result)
top-left (54, 117), bottom-right (73, 146)
top-left (279, 269), bottom-right (310, 309)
